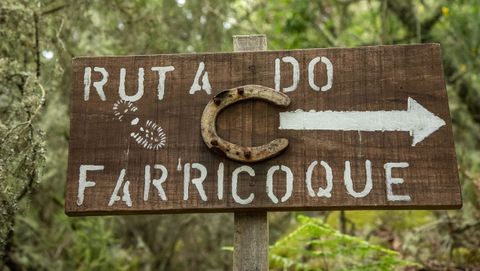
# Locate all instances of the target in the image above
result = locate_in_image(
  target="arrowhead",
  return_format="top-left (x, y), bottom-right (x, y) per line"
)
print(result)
top-left (407, 97), bottom-right (446, 146)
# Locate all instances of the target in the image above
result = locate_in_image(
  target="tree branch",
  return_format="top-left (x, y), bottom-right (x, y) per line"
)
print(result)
top-left (1, 205), bottom-right (24, 271)
top-left (386, 0), bottom-right (444, 42)
top-left (34, 11), bottom-right (40, 77)
top-left (41, 1), bottom-right (67, 15)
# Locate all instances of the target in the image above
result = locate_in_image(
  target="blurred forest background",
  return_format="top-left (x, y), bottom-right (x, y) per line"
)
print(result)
top-left (1, 0), bottom-right (479, 270)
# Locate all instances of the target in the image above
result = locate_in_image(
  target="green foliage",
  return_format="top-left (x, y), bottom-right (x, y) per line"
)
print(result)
top-left (13, 214), bottom-right (142, 271)
top-left (270, 215), bottom-right (416, 271)
top-left (0, 1), bottom-right (45, 263)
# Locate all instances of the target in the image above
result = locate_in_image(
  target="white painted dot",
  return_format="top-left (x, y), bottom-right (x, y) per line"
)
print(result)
top-left (130, 118), bottom-right (139, 125)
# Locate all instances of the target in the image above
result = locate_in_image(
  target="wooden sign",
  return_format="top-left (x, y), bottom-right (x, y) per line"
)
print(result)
top-left (66, 43), bottom-right (461, 216)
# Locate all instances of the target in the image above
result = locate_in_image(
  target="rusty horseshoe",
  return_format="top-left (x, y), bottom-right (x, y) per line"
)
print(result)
top-left (201, 85), bottom-right (291, 163)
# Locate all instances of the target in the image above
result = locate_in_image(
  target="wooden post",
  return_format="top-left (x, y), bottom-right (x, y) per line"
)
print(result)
top-left (232, 34), bottom-right (269, 271)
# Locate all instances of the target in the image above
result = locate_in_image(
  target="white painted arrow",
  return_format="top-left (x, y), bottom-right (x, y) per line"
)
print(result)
top-left (279, 97), bottom-right (446, 146)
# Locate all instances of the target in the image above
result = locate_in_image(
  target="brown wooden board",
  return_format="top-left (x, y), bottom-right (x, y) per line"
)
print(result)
top-left (66, 43), bottom-right (461, 216)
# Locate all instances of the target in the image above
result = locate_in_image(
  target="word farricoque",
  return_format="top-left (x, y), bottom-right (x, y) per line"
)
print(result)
top-left (76, 158), bottom-right (410, 208)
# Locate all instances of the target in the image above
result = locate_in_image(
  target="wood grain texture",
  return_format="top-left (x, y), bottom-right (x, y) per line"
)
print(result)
top-left (66, 43), bottom-right (461, 215)
top-left (234, 212), bottom-right (268, 271)
top-left (233, 34), bottom-right (269, 271)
